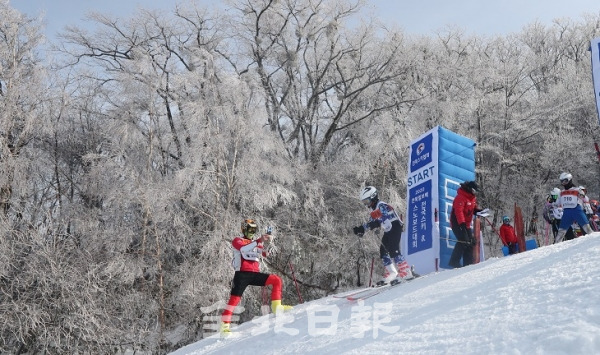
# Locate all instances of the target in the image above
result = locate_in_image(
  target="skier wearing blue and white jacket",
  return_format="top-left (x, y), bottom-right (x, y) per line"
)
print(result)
top-left (353, 186), bottom-right (413, 285)
top-left (555, 172), bottom-right (594, 243)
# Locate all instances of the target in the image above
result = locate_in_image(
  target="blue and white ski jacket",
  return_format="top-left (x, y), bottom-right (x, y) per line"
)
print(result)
top-left (363, 200), bottom-right (402, 233)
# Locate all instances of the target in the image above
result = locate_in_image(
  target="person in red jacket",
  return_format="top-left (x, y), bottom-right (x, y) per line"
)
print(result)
top-left (499, 216), bottom-right (519, 255)
top-left (448, 181), bottom-right (481, 268)
top-left (220, 219), bottom-right (292, 335)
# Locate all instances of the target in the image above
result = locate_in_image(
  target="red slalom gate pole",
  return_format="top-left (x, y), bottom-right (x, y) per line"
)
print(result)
top-left (482, 216), bottom-right (502, 239)
top-left (289, 261), bottom-right (303, 304)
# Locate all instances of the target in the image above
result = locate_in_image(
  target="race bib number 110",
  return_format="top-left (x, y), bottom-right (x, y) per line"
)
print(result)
top-left (560, 190), bottom-right (578, 209)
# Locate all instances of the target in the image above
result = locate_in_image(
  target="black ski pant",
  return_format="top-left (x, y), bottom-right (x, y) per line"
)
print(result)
top-left (379, 220), bottom-right (403, 259)
top-left (507, 243), bottom-right (518, 255)
top-left (449, 223), bottom-right (474, 267)
top-left (230, 271), bottom-right (270, 296)
top-left (551, 220), bottom-right (559, 239)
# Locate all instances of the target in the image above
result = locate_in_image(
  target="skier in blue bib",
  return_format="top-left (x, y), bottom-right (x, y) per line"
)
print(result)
top-left (555, 172), bottom-right (593, 243)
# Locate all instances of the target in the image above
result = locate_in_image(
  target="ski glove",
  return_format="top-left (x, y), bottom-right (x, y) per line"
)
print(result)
top-left (367, 220), bottom-right (381, 229)
top-left (256, 234), bottom-right (271, 243)
top-left (466, 228), bottom-right (476, 246)
top-left (469, 236), bottom-right (477, 246)
top-left (353, 225), bottom-right (365, 236)
top-left (457, 223), bottom-right (473, 244)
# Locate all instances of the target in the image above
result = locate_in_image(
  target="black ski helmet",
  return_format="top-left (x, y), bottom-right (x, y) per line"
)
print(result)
top-left (461, 181), bottom-right (478, 194)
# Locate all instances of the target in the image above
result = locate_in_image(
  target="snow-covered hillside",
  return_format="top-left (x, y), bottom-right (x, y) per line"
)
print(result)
top-left (172, 234), bottom-right (600, 355)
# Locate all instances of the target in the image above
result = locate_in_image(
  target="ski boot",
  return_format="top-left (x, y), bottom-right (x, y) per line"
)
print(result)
top-left (397, 260), bottom-right (414, 281)
top-left (376, 263), bottom-right (398, 286)
top-left (271, 300), bottom-right (293, 314)
top-left (220, 322), bottom-right (231, 337)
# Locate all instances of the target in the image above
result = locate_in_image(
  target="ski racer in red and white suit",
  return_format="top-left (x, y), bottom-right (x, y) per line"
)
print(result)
top-left (220, 219), bottom-right (292, 334)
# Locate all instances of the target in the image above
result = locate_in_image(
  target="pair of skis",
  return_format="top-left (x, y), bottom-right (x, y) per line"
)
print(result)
top-left (333, 271), bottom-right (420, 301)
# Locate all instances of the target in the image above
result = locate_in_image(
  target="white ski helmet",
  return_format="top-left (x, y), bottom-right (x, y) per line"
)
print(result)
top-left (359, 186), bottom-right (378, 202)
top-left (559, 172), bottom-right (572, 183)
top-left (550, 187), bottom-right (561, 196)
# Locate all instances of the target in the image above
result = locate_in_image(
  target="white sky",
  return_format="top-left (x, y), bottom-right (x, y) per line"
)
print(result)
top-left (10, 0), bottom-right (600, 39)
top-left (369, 0), bottom-right (600, 36)
top-left (171, 234), bottom-right (600, 354)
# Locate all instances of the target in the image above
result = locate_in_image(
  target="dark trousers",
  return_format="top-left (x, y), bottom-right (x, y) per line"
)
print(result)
top-left (230, 271), bottom-right (270, 296)
top-left (379, 220), bottom-right (403, 259)
top-left (551, 220), bottom-right (560, 239)
top-left (449, 224), bottom-right (473, 267)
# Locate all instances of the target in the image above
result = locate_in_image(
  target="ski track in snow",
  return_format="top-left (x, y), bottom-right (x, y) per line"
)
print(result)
top-left (171, 234), bottom-right (600, 355)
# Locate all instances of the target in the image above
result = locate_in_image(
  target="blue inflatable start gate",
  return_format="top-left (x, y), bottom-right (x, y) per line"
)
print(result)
top-left (402, 126), bottom-right (476, 275)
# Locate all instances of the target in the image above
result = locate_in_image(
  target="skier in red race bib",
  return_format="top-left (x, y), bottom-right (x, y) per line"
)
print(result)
top-left (555, 172), bottom-right (594, 243)
top-left (353, 186), bottom-right (413, 285)
top-left (220, 219), bottom-right (292, 335)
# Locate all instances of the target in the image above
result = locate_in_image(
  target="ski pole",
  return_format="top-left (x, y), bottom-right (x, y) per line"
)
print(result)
top-left (368, 257), bottom-right (374, 287)
top-left (357, 236), bottom-right (369, 262)
top-left (481, 216), bottom-right (502, 239)
top-left (356, 236), bottom-right (372, 287)
top-left (439, 237), bottom-right (474, 244)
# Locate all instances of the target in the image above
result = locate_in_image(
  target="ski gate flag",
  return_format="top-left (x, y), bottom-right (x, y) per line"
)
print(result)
top-left (591, 37), bottom-right (600, 125)
top-left (402, 126), bottom-right (477, 275)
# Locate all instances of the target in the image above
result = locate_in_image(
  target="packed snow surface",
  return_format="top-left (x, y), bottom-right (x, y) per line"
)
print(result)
top-left (172, 234), bottom-right (600, 355)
